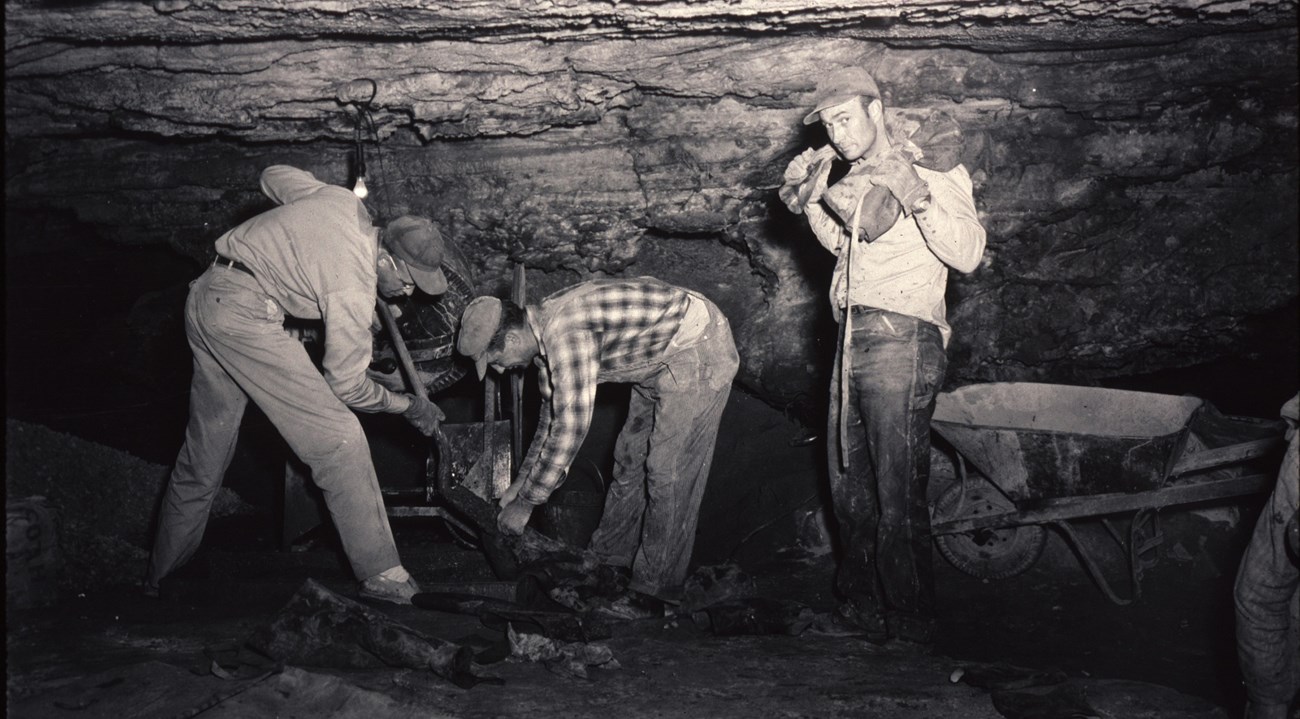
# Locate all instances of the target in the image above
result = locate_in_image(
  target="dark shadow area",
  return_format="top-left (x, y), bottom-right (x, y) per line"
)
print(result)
top-left (1099, 298), bottom-right (1299, 419)
top-left (4, 238), bottom-right (199, 465)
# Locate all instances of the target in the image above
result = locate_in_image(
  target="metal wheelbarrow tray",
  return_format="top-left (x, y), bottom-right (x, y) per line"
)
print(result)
top-left (928, 382), bottom-right (1286, 604)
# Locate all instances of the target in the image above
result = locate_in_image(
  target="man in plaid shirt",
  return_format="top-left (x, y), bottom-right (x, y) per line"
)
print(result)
top-left (457, 277), bottom-right (739, 607)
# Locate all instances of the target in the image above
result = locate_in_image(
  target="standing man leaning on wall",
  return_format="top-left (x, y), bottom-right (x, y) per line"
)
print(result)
top-left (782, 68), bottom-right (987, 645)
top-left (456, 277), bottom-right (739, 617)
top-left (146, 165), bottom-right (448, 605)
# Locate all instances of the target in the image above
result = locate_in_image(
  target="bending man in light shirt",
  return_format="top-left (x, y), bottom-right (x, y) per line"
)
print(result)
top-left (783, 67), bottom-right (987, 645)
top-left (456, 278), bottom-right (739, 615)
top-left (146, 165), bottom-right (448, 605)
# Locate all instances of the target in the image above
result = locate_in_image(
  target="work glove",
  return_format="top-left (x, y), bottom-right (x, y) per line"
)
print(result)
top-left (779, 146), bottom-right (837, 215)
top-left (864, 149), bottom-right (930, 214)
top-left (401, 393), bottom-right (445, 436)
top-left (822, 173), bottom-right (903, 243)
top-left (497, 497), bottom-right (536, 536)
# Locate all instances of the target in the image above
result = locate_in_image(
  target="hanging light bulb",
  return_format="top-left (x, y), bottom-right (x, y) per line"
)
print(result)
top-left (351, 105), bottom-right (369, 198)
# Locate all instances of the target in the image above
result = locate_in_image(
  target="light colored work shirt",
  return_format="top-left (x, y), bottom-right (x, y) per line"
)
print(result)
top-left (214, 165), bottom-right (405, 413)
top-left (804, 163), bottom-right (986, 346)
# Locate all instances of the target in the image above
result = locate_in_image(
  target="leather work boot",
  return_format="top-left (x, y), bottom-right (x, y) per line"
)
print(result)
top-left (359, 573), bottom-right (421, 605)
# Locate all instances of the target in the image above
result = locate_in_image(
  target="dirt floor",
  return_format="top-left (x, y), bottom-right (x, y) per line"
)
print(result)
top-left (5, 404), bottom-right (1281, 719)
top-left (6, 500), bottom-right (1257, 719)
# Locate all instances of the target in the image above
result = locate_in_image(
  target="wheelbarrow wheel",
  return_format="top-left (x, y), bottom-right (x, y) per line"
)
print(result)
top-left (934, 482), bottom-right (1046, 580)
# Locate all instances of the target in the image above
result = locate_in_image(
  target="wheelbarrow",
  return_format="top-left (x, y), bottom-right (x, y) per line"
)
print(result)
top-left (928, 382), bottom-right (1286, 605)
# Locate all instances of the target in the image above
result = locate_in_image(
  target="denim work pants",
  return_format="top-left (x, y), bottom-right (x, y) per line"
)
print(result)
top-left (1234, 428), bottom-right (1300, 717)
top-left (147, 266), bottom-right (400, 587)
top-left (588, 302), bottom-right (739, 601)
top-left (827, 307), bottom-right (946, 641)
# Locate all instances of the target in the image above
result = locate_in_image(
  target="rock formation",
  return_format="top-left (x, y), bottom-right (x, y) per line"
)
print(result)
top-left (5, 0), bottom-right (1297, 405)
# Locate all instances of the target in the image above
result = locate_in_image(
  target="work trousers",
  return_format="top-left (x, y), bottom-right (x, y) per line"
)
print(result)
top-left (147, 266), bottom-right (400, 587)
top-left (827, 307), bottom-right (946, 641)
top-left (588, 302), bottom-right (739, 601)
top-left (1234, 428), bottom-right (1300, 718)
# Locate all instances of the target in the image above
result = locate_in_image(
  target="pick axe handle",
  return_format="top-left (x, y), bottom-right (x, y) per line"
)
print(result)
top-left (376, 300), bottom-right (422, 396)
top-left (377, 299), bottom-right (451, 500)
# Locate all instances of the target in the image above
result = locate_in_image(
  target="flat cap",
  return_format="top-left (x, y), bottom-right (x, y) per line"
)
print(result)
top-left (383, 215), bottom-right (448, 295)
top-left (456, 296), bottom-right (503, 380)
top-left (803, 67), bottom-right (881, 126)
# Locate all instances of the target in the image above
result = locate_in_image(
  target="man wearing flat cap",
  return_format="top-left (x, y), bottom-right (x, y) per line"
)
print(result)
top-left (147, 165), bottom-right (447, 605)
top-left (457, 278), bottom-right (739, 614)
top-left (782, 68), bottom-right (987, 644)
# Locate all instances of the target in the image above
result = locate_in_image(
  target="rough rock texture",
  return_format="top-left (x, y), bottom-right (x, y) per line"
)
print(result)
top-left (4, 419), bottom-right (252, 594)
top-left (4, 1), bottom-right (1297, 405)
top-left (4, 0), bottom-right (1295, 47)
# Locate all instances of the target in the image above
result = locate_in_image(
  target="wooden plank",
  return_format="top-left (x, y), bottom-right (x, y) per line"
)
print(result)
top-left (1169, 437), bottom-right (1283, 476)
top-left (931, 473), bottom-right (1274, 534)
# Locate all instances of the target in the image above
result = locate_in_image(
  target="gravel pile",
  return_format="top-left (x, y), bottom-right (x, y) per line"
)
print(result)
top-left (5, 419), bottom-right (251, 594)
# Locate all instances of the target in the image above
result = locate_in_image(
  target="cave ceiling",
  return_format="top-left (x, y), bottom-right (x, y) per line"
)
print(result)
top-left (5, 0), bottom-right (1298, 404)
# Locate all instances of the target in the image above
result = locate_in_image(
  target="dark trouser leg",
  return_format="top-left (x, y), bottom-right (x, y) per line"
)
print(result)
top-left (589, 387), bottom-right (655, 568)
top-left (830, 309), bottom-right (946, 640)
top-left (630, 360), bottom-right (733, 600)
top-left (608, 311), bottom-right (738, 601)
top-left (827, 331), bottom-right (886, 634)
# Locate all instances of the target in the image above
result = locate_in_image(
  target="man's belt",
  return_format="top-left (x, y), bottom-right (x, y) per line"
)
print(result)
top-left (214, 255), bottom-right (255, 278)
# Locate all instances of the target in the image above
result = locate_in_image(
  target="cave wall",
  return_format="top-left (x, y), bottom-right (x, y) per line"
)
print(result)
top-left (5, 1), bottom-right (1298, 409)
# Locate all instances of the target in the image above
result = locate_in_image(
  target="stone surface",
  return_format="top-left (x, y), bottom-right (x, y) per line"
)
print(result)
top-left (4, 2), bottom-right (1297, 408)
top-left (5, 0), bottom-right (1294, 47)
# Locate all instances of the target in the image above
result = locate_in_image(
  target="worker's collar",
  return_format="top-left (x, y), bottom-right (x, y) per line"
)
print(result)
top-left (524, 305), bottom-right (547, 360)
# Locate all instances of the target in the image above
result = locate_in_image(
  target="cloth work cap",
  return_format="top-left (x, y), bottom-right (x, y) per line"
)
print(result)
top-left (457, 296), bottom-right (503, 380)
top-left (803, 67), bottom-right (881, 126)
top-left (384, 215), bottom-right (448, 295)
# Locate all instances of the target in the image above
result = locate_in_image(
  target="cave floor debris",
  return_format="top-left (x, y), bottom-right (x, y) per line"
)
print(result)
top-left (6, 511), bottom-right (1245, 719)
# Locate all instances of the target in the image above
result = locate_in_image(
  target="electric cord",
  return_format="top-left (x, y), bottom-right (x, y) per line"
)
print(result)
top-left (362, 106), bottom-right (396, 223)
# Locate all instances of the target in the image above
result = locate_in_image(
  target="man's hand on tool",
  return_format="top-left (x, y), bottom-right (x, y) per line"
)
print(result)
top-left (498, 476), bottom-right (527, 507)
top-left (401, 393), bottom-right (445, 436)
top-left (822, 173), bottom-right (903, 242)
top-left (780, 146), bottom-right (837, 215)
top-left (867, 150), bottom-right (930, 214)
top-left (496, 477), bottom-right (534, 535)
top-left (497, 497), bottom-right (535, 536)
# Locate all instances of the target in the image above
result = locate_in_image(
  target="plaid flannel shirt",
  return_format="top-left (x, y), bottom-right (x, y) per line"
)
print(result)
top-left (515, 278), bottom-right (691, 504)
